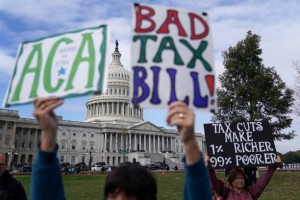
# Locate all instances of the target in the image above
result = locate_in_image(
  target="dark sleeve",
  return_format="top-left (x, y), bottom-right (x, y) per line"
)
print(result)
top-left (183, 158), bottom-right (212, 200)
top-left (12, 181), bottom-right (28, 200)
top-left (208, 168), bottom-right (228, 198)
top-left (30, 145), bottom-right (65, 200)
top-left (248, 165), bottom-right (277, 199)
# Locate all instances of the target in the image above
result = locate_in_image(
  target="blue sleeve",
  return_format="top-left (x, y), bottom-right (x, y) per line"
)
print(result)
top-left (30, 145), bottom-right (65, 200)
top-left (184, 158), bottom-right (212, 200)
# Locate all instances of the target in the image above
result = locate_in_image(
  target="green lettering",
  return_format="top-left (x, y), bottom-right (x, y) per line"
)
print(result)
top-left (44, 38), bottom-right (73, 93)
top-left (12, 43), bottom-right (43, 101)
top-left (65, 33), bottom-right (95, 91)
top-left (180, 39), bottom-right (211, 71)
top-left (153, 36), bottom-right (184, 65)
top-left (133, 35), bottom-right (157, 63)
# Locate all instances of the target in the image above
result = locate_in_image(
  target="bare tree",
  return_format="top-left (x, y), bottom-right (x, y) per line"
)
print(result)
top-left (293, 60), bottom-right (300, 116)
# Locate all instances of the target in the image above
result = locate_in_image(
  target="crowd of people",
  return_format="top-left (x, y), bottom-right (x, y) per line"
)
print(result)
top-left (0, 96), bottom-right (282, 200)
top-left (29, 97), bottom-right (213, 200)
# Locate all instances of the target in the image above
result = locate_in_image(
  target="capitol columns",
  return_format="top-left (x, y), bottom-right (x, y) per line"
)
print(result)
top-left (114, 132), bottom-right (118, 152)
top-left (134, 133), bottom-right (137, 151)
top-left (109, 132), bottom-right (113, 152)
top-left (139, 133), bottom-right (142, 151)
top-left (129, 133), bottom-right (132, 151)
top-left (148, 134), bottom-right (151, 152)
top-left (158, 135), bottom-right (161, 152)
top-left (143, 134), bottom-right (146, 151)
top-left (104, 132), bottom-right (107, 152)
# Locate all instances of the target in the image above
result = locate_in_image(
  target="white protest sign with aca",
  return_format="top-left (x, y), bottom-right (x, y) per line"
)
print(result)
top-left (3, 25), bottom-right (108, 107)
top-left (204, 121), bottom-right (277, 169)
top-left (131, 4), bottom-right (216, 111)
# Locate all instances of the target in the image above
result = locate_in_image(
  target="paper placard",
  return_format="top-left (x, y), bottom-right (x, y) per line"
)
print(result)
top-left (3, 25), bottom-right (107, 107)
top-left (131, 3), bottom-right (216, 111)
top-left (204, 121), bottom-right (277, 169)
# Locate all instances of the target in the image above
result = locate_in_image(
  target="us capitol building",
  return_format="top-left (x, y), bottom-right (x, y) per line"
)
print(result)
top-left (0, 42), bottom-right (206, 169)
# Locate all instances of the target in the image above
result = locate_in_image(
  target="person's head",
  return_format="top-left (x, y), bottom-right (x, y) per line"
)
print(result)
top-left (103, 164), bottom-right (157, 200)
top-left (0, 152), bottom-right (8, 176)
top-left (227, 168), bottom-right (249, 190)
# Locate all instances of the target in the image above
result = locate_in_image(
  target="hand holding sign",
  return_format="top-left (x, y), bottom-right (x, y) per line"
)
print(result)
top-left (167, 101), bottom-right (195, 144)
top-left (33, 96), bottom-right (64, 151)
top-left (166, 101), bottom-right (202, 166)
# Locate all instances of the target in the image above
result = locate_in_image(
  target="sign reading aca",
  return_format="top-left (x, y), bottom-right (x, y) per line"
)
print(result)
top-left (3, 25), bottom-right (107, 107)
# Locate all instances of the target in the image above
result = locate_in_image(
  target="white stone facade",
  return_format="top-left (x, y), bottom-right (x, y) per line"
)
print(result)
top-left (0, 42), bottom-right (206, 168)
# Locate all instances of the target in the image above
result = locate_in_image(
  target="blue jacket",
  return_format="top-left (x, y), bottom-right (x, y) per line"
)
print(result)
top-left (184, 158), bottom-right (212, 200)
top-left (30, 146), bottom-right (65, 200)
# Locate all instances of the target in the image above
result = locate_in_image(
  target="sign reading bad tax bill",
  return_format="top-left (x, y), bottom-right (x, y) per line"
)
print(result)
top-left (131, 4), bottom-right (216, 111)
top-left (3, 25), bottom-right (107, 107)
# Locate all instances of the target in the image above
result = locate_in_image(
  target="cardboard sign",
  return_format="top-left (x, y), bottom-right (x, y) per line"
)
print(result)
top-left (3, 25), bottom-right (107, 107)
top-left (131, 3), bottom-right (216, 111)
top-left (204, 121), bottom-right (277, 169)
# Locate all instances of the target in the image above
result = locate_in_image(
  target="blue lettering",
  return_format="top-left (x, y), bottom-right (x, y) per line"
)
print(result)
top-left (150, 66), bottom-right (161, 104)
top-left (190, 72), bottom-right (208, 107)
top-left (167, 68), bottom-right (189, 105)
top-left (132, 66), bottom-right (150, 105)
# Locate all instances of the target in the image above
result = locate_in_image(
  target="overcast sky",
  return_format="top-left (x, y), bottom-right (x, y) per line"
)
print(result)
top-left (0, 0), bottom-right (299, 153)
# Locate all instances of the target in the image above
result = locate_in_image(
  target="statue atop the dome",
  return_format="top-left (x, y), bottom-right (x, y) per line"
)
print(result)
top-left (115, 40), bottom-right (119, 51)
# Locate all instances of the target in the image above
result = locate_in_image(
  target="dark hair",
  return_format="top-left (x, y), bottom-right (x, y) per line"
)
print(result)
top-left (103, 164), bottom-right (157, 200)
top-left (227, 168), bottom-right (249, 188)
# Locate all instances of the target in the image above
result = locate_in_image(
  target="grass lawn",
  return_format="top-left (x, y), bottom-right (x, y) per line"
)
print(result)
top-left (15, 170), bottom-right (300, 199)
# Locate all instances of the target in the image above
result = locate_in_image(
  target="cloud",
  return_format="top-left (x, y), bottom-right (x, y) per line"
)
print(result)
top-left (0, 0), bottom-right (133, 27)
top-left (206, 0), bottom-right (300, 90)
top-left (0, 0), bottom-right (81, 23)
top-left (0, 51), bottom-right (15, 77)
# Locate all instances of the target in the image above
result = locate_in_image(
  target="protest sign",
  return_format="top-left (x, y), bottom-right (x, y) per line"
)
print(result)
top-left (131, 3), bottom-right (216, 111)
top-left (204, 121), bottom-right (277, 169)
top-left (3, 25), bottom-right (107, 107)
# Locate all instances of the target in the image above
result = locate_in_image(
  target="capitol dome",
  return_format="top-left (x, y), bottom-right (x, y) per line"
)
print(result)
top-left (85, 40), bottom-right (144, 124)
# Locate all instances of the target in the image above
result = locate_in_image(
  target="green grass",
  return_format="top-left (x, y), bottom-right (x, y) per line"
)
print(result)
top-left (15, 171), bottom-right (300, 199)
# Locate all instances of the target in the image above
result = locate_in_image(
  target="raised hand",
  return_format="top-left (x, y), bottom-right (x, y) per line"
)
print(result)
top-left (33, 97), bottom-right (64, 151)
top-left (166, 101), bottom-right (195, 144)
top-left (166, 101), bottom-right (200, 165)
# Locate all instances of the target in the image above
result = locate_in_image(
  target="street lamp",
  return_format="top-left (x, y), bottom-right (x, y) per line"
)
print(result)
top-left (86, 149), bottom-right (95, 170)
top-left (7, 149), bottom-right (18, 172)
top-left (119, 148), bottom-right (129, 164)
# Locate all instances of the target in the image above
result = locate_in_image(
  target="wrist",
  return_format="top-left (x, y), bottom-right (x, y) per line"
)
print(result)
top-left (184, 138), bottom-right (201, 165)
top-left (181, 129), bottom-right (195, 144)
top-left (41, 130), bottom-right (57, 152)
top-left (40, 141), bottom-right (56, 152)
top-left (183, 135), bottom-right (197, 146)
top-left (184, 139), bottom-right (199, 153)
